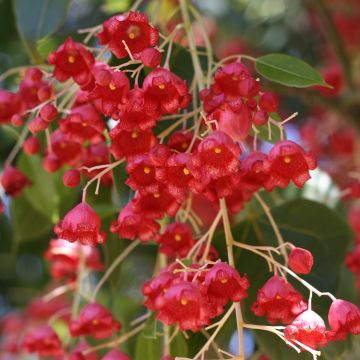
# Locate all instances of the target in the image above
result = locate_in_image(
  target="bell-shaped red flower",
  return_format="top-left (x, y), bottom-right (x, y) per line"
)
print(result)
top-left (191, 131), bottom-right (241, 184)
top-left (155, 281), bottom-right (211, 332)
top-left (327, 299), bottom-right (360, 340)
top-left (288, 247), bottom-right (314, 275)
top-left (59, 104), bottom-right (106, 145)
top-left (110, 127), bottom-right (158, 160)
top-left (284, 310), bottom-right (327, 350)
top-left (23, 325), bottom-right (62, 357)
top-left (157, 222), bottom-right (195, 258)
top-left (251, 275), bottom-right (307, 324)
top-left (54, 202), bottom-right (106, 246)
top-left (204, 262), bottom-right (249, 309)
top-left (263, 140), bottom-right (317, 190)
top-left (88, 65), bottom-right (130, 118)
top-left (0, 90), bottom-right (23, 124)
top-left (48, 37), bottom-right (94, 89)
top-left (97, 11), bottom-right (159, 59)
top-left (143, 269), bottom-right (177, 311)
top-left (167, 130), bottom-right (198, 153)
top-left (1, 166), bottom-right (31, 197)
top-left (70, 303), bottom-right (121, 339)
top-left (110, 201), bottom-right (160, 242)
top-left (45, 239), bottom-right (104, 280)
top-left (143, 68), bottom-right (191, 115)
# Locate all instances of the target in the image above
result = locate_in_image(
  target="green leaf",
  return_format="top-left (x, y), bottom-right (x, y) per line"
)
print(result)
top-left (214, 199), bottom-right (353, 360)
top-left (135, 328), bottom-right (161, 360)
top-left (170, 331), bottom-right (188, 357)
top-left (112, 158), bottom-right (132, 208)
top-left (143, 313), bottom-right (158, 339)
top-left (255, 54), bottom-right (329, 88)
top-left (13, 0), bottom-right (71, 62)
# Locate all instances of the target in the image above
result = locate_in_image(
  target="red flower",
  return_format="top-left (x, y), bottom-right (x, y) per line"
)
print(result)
top-left (240, 152), bottom-right (269, 192)
top-left (111, 201), bottom-right (160, 242)
top-left (23, 325), bottom-right (62, 357)
top-left (251, 275), bottom-right (307, 324)
top-left (191, 131), bottom-right (241, 183)
top-left (110, 127), bottom-right (158, 160)
top-left (70, 303), bottom-right (121, 339)
top-left (212, 61), bottom-right (259, 98)
top-left (88, 65), bottom-right (130, 118)
top-left (327, 299), bottom-right (360, 340)
top-left (59, 104), bottom-right (106, 145)
top-left (126, 154), bottom-right (158, 193)
top-left (49, 129), bottom-right (83, 167)
top-left (263, 140), bottom-right (317, 190)
top-left (0, 90), bottom-right (23, 124)
top-left (259, 92), bottom-right (279, 113)
top-left (204, 262), bottom-right (249, 309)
top-left (132, 189), bottom-right (181, 218)
top-left (103, 349), bottom-right (130, 360)
top-left (346, 244), bottom-right (360, 274)
top-left (114, 87), bottom-right (160, 129)
top-left (284, 310), bottom-right (327, 350)
top-left (48, 37), bottom-right (95, 89)
top-left (45, 239), bottom-right (103, 280)
top-left (143, 270), bottom-right (177, 311)
top-left (143, 68), bottom-right (191, 115)
top-left (155, 281), bottom-right (211, 332)
top-left (140, 48), bottom-right (162, 68)
top-left (1, 166), bottom-right (31, 197)
top-left (167, 131), bottom-right (198, 153)
top-left (288, 247), bottom-right (313, 275)
top-left (26, 295), bottom-right (69, 321)
top-left (54, 202), bottom-right (106, 246)
top-left (97, 11), bottom-right (159, 59)
top-left (155, 153), bottom-right (195, 199)
top-left (69, 341), bottom-right (98, 360)
top-left (157, 222), bottom-right (195, 258)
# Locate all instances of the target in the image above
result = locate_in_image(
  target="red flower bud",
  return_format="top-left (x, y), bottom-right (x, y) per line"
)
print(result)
top-left (23, 136), bottom-right (40, 155)
top-left (288, 247), bottom-right (313, 274)
top-left (40, 103), bottom-right (58, 122)
top-left (63, 169), bottom-right (81, 187)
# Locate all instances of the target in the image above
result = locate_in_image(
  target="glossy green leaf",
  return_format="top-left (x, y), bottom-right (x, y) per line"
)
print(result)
top-left (143, 313), bottom-right (158, 339)
top-left (170, 331), bottom-right (188, 357)
top-left (255, 54), bottom-right (329, 88)
top-left (13, 0), bottom-right (71, 62)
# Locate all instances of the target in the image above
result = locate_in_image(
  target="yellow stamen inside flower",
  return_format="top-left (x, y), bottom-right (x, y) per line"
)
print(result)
top-left (92, 319), bottom-right (99, 325)
top-left (68, 55), bottom-right (76, 63)
top-left (214, 147), bottom-right (222, 154)
top-left (283, 156), bottom-right (291, 164)
top-left (109, 82), bottom-right (116, 90)
top-left (276, 295), bottom-right (281, 300)
top-left (158, 83), bottom-right (165, 90)
top-left (163, 288), bottom-right (168, 293)
top-left (131, 131), bottom-right (139, 139)
top-left (181, 142), bottom-right (188, 149)
top-left (82, 122), bottom-right (88, 127)
top-left (128, 32), bottom-right (136, 39)
top-left (60, 143), bottom-right (67, 149)
top-left (153, 192), bottom-right (160, 198)
top-left (183, 167), bottom-right (190, 175)
top-left (232, 76), bottom-right (239, 81)
top-left (181, 298), bottom-right (188, 306)
top-left (174, 234), bottom-right (182, 242)
top-left (304, 326), bottom-right (312, 333)
top-left (144, 167), bottom-right (151, 174)
top-left (220, 278), bottom-right (228, 284)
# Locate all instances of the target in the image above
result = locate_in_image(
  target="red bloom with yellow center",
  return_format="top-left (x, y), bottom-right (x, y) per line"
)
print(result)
top-left (70, 303), bottom-right (121, 339)
top-left (97, 11), bottom-right (159, 59)
top-left (54, 202), bottom-right (106, 246)
top-left (110, 201), bottom-right (160, 242)
top-left (284, 310), bottom-right (328, 350)
top-left (155, 281), bottom-right (211, 332)
top-left (204, 262), bottom-right (249, 308)
top-left (263, 140), bottom-right (317, 190)
top-left (251, 275), bottom-right (307, 324)
top-left (48, 37), bottom-right (95, 89)
top-left (143, 67), bottom-right (191, 115)
top-left (156, 222), bottom-right (195, 258)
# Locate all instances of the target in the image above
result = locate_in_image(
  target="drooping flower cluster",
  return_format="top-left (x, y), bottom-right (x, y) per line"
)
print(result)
top-left (143, 261), bottom-right (249, 331)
